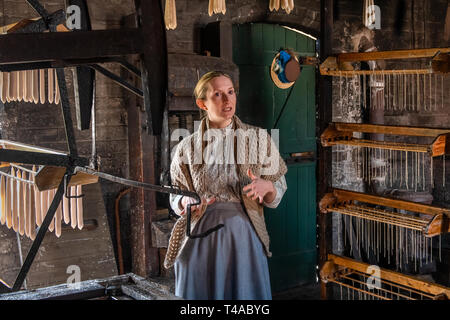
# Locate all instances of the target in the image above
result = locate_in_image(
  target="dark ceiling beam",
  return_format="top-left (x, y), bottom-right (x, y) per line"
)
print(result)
top-left (318, 0), bottom-right (333, 301)
top-left (134, 0), bottom-right (167, 136)
top-left (67, 0), bottom-right (96, 131)
top-left (0, 28), bottom-right (142, 65)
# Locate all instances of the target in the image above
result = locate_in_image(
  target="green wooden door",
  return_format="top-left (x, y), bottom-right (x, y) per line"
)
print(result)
top-left (232, 23), bottom-right (317, 292)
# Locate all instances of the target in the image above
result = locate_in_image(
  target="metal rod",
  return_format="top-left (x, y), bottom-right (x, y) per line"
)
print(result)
top-left (55, 68), bottom-right (78, 157)
top-left (115, 58), bottom-right (142, 78)
top-left (0, 149), bottom-right (89, 167)
top-left (75, 166), bottom-right (199, 200)
top-left (73, 166), bottom-right (223, 239)
top-left (90, 74), bottom-right (97, 168)
top-left (88, 64), bottom-right (143, 98)
top-left (12, 172), bottom-right (69, 291)
top-left (15, 233), bottom-right (27, 290)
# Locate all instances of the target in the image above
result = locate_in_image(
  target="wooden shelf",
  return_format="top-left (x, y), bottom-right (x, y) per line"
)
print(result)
top-left (320, 254), bottom-right (450, 300)
top-left (320, 48), bottom-right (450, 76)
top-left (319, 188), bottom-right (450, 237)
top-left (321, 123), bottom-right (450, 157)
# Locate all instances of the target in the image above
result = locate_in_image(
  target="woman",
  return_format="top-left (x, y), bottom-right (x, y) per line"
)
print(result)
top-left (165, 71), bottom-right (288, 300)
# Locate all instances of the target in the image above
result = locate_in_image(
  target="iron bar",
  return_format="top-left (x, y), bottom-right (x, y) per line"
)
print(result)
top-left (55, 68), bottom-right (78, 156)
top-left (74, 166), bottom-right (199, 200)
top-left (115, 58), bottom-right (142, 78)
top-left (12, 172), bottom-right (70, 291)
top-left (88, 64), bottom-right (143, 98)
top-left (74, 166), bottom-right (224, 238)
top-left (0, 149), bottom-right (89, 167)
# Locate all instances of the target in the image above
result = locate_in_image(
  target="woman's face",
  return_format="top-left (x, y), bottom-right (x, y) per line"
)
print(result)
top-left (197, 76), bottom-right (236, 127)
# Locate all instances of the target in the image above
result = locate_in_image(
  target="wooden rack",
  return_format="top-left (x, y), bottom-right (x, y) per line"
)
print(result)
top-left (320, 48), bottom-right (450, 77)
top-left (320, 254), bottom-right (450, 300)
top-left (320, 188), bottom-right (450, 237)
top-left (321, 123), bottom-right (450, 157)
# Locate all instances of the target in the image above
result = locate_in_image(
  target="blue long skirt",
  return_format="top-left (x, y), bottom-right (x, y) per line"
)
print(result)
top-left (174, 201), bottom-right (272, 300)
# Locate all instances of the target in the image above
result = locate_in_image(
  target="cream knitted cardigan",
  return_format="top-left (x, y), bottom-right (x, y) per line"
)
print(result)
top-left (164, 115), bottom-right (288, 269)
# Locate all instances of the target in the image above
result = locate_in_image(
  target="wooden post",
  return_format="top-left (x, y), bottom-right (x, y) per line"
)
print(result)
top-left (318, 0), bottom-right (333, 300)
top-left (127, 88), bottom-right (160, 278)
top-left (123, 11), bottom-right (160, 278)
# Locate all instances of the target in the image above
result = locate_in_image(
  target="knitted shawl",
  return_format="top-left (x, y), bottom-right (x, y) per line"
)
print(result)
top-left (164, 115), bottom-right (288, 269)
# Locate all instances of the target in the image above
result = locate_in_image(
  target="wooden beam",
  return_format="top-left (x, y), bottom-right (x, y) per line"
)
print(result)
top-left (321, 68), bottom-right (433, 77)
top-left (334, 123), bottom-right (450, 137)
top-left (337, 47), bottom-right (450, 63)
top-left (34, 166), bottom-right (98, 191)
top-left (135, 0), bottom-right (168, 136)
top-left (322, 123), bottom-right (450, 157)
top-left (328, 254), bottom-right (450, 298)
top-left (0, 29), bottom-right (142, 65)
top-left (332, 189), bottom-right (450, 218)
top-left (68, 0), bottom-right (95, 131)
top-left (318, 0), bottom-right (333, 300)
top-left (127, 88), bottom-right (159, 278)
top-left (124, 8), bottom-right (160, 276)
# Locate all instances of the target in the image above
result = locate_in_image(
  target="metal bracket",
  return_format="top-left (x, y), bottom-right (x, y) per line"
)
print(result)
top-left (63, 172), bottom-right (85, 199)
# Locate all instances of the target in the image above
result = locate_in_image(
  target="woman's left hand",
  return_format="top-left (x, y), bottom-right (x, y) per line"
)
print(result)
top-left (242, 169), bottom-right (275, 204)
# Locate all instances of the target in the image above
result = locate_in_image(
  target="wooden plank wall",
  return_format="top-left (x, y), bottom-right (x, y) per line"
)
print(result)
top-left (0, 0), bottom-right (138, 289)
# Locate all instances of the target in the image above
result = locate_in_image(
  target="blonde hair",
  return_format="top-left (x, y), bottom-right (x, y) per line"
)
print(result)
top-left (193, 71), bottom-right (234, 101)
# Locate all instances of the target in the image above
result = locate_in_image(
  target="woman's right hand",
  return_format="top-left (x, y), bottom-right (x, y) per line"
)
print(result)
top-left (180, 196), bottom-right (216, 217)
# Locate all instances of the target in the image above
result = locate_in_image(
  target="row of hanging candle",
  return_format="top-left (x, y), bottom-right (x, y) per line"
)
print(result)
top-left (0, 166), bottom-right (83, 239)
top-left (165, 0), bottom-right (296, 30)
top-left (341, 214), bottom-right (440, 273)
top-left (0, 69), bottom-right (60, 105)
top-left (334, 73), bottom-right (448, 115)
top-left (334, 145), bottom-right (447, 191)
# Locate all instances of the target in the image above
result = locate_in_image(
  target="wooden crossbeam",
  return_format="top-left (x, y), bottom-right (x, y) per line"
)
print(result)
top-left (337, 48), bottom-right (450, 63)
top-left (329, 188), bottom-right (450, 218)
top-left (320, 48), bottom-right (450, 75)
top-left (334, 123), bottom-right (450, 137)
top-left (0, 29), bottom-right (142, 65)
top-left (321, 123), bottom-right (450, 157)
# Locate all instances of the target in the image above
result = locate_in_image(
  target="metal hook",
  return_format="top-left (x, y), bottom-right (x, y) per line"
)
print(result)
top-left (63, 173), bottom-right (85, 199)
top-left (185, 198), bottom-right (224, 239)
